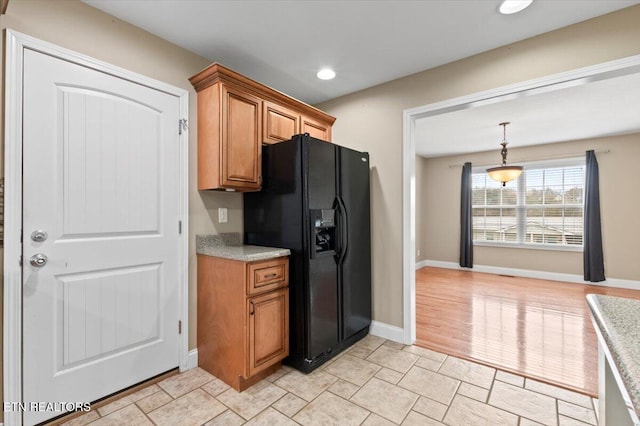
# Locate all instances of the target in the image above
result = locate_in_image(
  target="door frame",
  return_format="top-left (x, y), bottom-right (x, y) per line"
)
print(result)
top-left (3, 29), bottom-right (190, 425)
top-left (401, 54), bottom-right (640, 345)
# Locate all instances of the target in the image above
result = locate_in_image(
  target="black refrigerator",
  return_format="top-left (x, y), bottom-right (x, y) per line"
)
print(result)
top-left (244, 133), bottom-right (371, 373)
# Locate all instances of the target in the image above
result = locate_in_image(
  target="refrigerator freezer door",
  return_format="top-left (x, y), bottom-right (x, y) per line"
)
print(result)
top-left (304, 138), bottom-right (339, 360)
top-left (338, 147), bottom-right (372, 339)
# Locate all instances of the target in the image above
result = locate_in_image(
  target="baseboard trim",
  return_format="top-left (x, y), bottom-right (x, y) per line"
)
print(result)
top-left (420, 260), bottom-right (640, 290)
top-left (186, 349), bottom-right (198, 370)
top-left (369, 320), bottom-right (405, 344)
top-left (415, 259), bottom-right (429, 269)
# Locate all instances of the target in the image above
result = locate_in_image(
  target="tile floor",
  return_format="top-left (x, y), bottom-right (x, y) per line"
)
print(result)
top-left (61, 335), bottom-right (599, 426)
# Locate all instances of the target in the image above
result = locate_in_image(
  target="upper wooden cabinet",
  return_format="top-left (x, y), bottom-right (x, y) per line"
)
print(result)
top-left (263, 101), bottom-right (299, 145)
top-left (190, 63), bottom-right (336, 191)
top-left (301, 115), bottom-right (332, 142)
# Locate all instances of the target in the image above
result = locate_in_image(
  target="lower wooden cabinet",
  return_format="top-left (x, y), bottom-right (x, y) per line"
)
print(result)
top-left (197, 255), bottom-right (289, 391)
top-left (248, 288), bottom-right (289, 376)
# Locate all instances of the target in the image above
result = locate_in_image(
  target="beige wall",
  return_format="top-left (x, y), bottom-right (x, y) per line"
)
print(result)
top-left (418, 134), bottom-right (640, 280)
top-left (317, 5), bottom-right (640, 328)
top-left (0, 0), bottom-right (244, 410)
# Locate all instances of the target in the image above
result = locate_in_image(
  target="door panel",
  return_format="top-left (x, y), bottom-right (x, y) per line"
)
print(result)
top-left (301, 116), bottom-right (331, 142)
top-left (304, 137), bottom-right (338, 359)
top-left (22, 49), bottom-right (180, 425)
top-left (61, 87), bottom-right (160, 236)
top-left (338, 148), bottom-right (372, 338)
top-left (248, 289), bottom-right (289, 376)
top-left (263, 101), bottom-right (299, 144)
top-left (221, 84), bottom-right (261, 187)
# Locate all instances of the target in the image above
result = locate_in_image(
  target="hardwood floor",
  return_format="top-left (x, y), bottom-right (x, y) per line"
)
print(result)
top-left (415, 267), bottom-right (640, 397)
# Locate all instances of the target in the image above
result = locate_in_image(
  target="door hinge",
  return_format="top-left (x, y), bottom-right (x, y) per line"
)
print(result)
top-left (178, 118), bottom-right (188, 135)
top-left (178, 220), bottom-right (182, 234)
top-left (178, 320), bottom-right (182, 334)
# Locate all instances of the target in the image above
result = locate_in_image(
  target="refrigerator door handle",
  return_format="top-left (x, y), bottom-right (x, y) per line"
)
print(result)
top-left (334, 198), bottom-right (343, 261)
top-left (337, 196), bottom-right (349, 264)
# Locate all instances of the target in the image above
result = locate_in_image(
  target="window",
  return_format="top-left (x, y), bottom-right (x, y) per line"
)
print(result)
top-left (472, 158), bottom-right (585, 249)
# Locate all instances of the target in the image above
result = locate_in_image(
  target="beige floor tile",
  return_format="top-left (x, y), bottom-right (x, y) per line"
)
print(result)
top-left (217, 380), bottom-right (287, 420)
top-left (398, 366), bottom-right (460, 405)
top-left (157, 368), bottom-right (215, 398)
top-left (438, 356), bottom-right (495, 389)
top-left (383, 340), bottom-right (406, 350)
top-left (274, 369), bottom-right (338, 401)
top-left (201, 377), bottom-right (231, 397)
top-left (272, 392), bottom-right (308, 417)
top-left (265, 365), bottom-right (294, 382)
top-left (324, 354), bottom-right (381, 386)
top-left (245, 407), bottom-right (298, 425)
top-left (520, 419), bottom-right (545, 426)
top-left (135, 390), bottom-right (172, 413)
top-left (91, 404), bottom-right (153, 426)
top-left (350, 377), bottom-right (419, 424)
top-left (415, 356), bottom-right (443, 372)
top-left (367, 345), bottom-right (419, 373)
top-left (328, 379), bottom-right (361, 399)
top-left (345, 345), bottom-right (374, 359)
top-left (412, 396), bottom-right (448, 421)
top-left (558, 400), bottom-right (597, 425)
top-left (375, 367), bottom-right (405, 385)
top-left (402, 410), bottom-right (446, 426)
top-left (559, 415), bottom-right (593, 426)
top-left (445, 395), bottom-right (518, 426)
top-left (60, 410), bottom-right (100, 426)
top-left (457, 382), bottom-right (490, 403)
top-left (489, 381), bottom-right (557, 425)
top-left (525, 379), bottom-right (593, 408)
top-left (293, 391), bottom-right (369, 426)
top-left (204, 409), bottom-right (245, 426)
top-left (496, 370), bottom-right (525, 387)
top-left (402, 345), bottom-right (447, 362)
top-left (97, 384), bottom-right (160, 416)
top-left (362, 413), bottom-right (396, 426)
top-left (147, 388), bottom-right (226, 426)
top-left (355, 335), bottom-right (386, 352)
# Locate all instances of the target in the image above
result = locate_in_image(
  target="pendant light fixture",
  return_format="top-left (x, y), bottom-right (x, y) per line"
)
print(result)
top-left (487, 122), bottom-right (522, 186)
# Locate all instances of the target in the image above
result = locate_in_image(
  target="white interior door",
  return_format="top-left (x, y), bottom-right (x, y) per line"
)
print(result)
top-left (22, 48), bottom-right (182, 425)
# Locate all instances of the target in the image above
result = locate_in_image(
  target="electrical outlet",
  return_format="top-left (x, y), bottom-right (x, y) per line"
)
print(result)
top-left (417, 249), bottom-right (421, 256)
top-left (218, 208), bottom-right (228, 223)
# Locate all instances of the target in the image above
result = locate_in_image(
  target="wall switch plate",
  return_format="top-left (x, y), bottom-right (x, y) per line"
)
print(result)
top-left (218, 208), bottom-right (228, 223)
top-left (417, 249), bottom-right (421, 256)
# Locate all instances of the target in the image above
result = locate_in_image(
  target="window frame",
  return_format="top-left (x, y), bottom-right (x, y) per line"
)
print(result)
top-left (471, 157), bottom-right (585, 252)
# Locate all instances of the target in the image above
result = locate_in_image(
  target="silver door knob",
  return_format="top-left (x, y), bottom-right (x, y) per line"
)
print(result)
top-left (31, 229), bottom-right (48, 242)
top-left (30, 253), bottom-right (48, 268)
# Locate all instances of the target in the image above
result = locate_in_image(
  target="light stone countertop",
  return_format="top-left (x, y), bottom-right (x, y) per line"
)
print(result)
top-left (586, 294), bottom-right (640, 419)
top-left (196, 233), bottom-right (290, 262)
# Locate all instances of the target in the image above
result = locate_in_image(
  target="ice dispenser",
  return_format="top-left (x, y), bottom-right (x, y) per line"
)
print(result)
top-left (310, 209), bottom-right (336, 258)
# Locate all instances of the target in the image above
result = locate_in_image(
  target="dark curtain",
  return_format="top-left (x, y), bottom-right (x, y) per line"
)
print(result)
top-left (584, 150), bottom-right (605, 282)
top-left (460, 162), bottom-right (473, 268)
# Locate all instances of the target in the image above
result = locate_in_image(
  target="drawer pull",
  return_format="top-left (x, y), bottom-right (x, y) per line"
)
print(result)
top-left (264, 273), bottom-right (278, 279)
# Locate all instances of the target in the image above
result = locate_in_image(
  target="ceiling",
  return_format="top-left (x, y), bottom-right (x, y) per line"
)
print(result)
top-left (83, 0), bottom-right (640, 157)
top-left (83, 0), bottom-right (639, 105)
top-left (415, 70), bottom-right (640, 158)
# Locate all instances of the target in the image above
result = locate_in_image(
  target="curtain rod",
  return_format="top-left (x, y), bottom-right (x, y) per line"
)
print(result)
top-left (447, 149), bottom-right (611, 168)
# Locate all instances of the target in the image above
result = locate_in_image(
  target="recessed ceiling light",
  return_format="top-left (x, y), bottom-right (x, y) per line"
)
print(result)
top-left (317, 68), bottom-right (336, 80)
top-left (498, 0), bottom-right (533, 14)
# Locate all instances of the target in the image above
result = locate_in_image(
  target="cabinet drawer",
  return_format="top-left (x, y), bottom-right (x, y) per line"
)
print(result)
top-left (247, 257), bottom-right (288, 295)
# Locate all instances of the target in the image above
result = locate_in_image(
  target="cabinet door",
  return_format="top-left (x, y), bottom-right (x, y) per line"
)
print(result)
top-left (301, 115), bottom-right (332, 142)
top-left (263, 101), bottom-right (299, 144)
top-left (221, 84), bottom-right (262, 189)
top-left (248, 288), bottom-right (289, 376)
